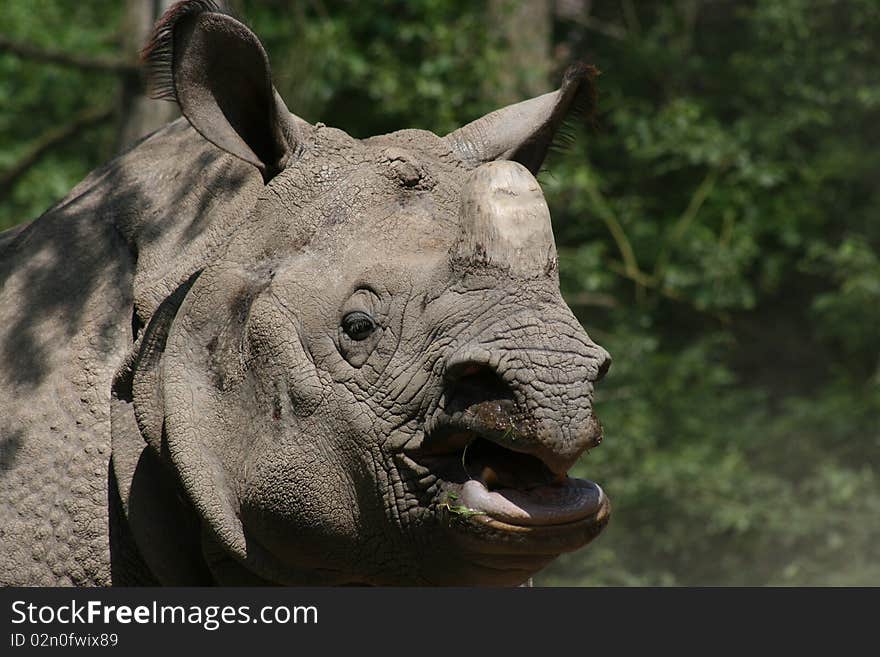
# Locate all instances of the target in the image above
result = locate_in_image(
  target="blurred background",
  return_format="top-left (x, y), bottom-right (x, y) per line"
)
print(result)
top-left (1, 0), bottom-right (878, 585)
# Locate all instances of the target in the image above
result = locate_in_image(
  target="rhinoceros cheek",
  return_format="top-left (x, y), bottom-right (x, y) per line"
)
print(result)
top-left (236, 440), bottom-right (365, 568)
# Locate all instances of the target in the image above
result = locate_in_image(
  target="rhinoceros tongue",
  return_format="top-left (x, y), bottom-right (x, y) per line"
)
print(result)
top-left (459, 478), bottom-right (603, 526)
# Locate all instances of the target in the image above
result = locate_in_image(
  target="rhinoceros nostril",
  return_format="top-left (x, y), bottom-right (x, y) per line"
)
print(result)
top-left (596, 351), bottom-right (612, 382)
top-left (443, 362), bottom-right (514, 416)
top-left (586, 412), bottom-right (604, 448)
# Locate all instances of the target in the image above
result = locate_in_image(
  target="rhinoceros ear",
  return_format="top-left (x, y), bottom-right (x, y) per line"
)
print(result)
top-left (443, 63), bottom-right (598, 175)
top-left (143, 1), bottom-right (305, 181)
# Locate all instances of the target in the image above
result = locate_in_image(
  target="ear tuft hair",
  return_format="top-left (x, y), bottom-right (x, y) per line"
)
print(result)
top-left (141, 0), bottom-right (228, 101)
top-left (560, 62), bottom-right (600, 125)
top-left (443, 61), bottom-right (601, 175)
top-left (513, 62), bottom-right (600, 172)
top-left (546, 63), bottom-right (600, 160)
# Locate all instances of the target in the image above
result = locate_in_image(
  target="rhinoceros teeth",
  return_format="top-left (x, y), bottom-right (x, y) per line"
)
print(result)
top-left (476, 463), bottom-right (568, 490)
top-left (461, 437), bottom-right (557, 491)
top-left (479, 465), bottom-right (499, 489)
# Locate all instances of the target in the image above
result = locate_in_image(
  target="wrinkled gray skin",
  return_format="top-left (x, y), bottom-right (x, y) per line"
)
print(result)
top-left (0, 2), bottom-right (611, 586)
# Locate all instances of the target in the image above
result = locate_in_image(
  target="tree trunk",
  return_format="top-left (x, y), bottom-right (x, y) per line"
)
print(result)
top-left (488, 0), bottom-right (553, 104)
top-left (115, 0), bottom-right (178, 151)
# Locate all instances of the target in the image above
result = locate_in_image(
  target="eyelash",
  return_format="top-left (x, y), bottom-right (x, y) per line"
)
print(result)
top-left (342, 311), bottom-right (376, 341)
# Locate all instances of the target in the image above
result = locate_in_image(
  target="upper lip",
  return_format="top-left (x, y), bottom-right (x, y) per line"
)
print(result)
top-left (422, 399), bottom-right (539, 456)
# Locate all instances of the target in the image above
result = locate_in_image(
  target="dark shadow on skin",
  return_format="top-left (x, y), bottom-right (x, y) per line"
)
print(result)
top-left (180, 155), bottom-right (250, 244)
top-left (125, 445), bottom-right (213, 584)
top-left (0, 429), bottom-right (23, 473)
top-left (0, 125), bottom-right (251, 389)
top-left (0, 156), bottom-right (145, 389)
top-left (107, 457), bottom-right (160, 585)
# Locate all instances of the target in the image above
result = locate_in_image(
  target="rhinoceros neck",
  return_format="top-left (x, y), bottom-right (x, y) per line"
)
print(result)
top-left (0, 118), bottom-right (264, 585)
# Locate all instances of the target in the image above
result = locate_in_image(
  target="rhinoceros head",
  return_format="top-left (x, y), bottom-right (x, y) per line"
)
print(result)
top-left (119, 1), bottom-right (611, 585)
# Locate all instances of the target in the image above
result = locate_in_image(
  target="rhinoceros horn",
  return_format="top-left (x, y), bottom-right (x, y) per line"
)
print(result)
top-left (453, 160), bottom-right (557, 279)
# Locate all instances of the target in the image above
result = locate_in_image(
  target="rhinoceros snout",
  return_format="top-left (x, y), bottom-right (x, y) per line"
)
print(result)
top-left (436, 339), bottom-right (608, 475)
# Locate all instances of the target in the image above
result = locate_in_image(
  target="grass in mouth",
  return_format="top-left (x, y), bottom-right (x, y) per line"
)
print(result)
top-left (440, 502), bottom-right (486, 519)
top-left (440, 492), bottom-right (485, 519)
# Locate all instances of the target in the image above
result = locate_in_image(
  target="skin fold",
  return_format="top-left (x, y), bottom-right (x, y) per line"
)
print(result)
top-left (0, 1), bottom-right (610, 586)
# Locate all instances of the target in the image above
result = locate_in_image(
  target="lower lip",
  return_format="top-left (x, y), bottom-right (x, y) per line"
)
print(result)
top-left (442, 491), bottom-right (611, 559)
top-left (458, 478), bottom-right (605, 527)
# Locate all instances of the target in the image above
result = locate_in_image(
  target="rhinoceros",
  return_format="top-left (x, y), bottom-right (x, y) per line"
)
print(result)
top-left (0, 0), bottom-right (611, 586)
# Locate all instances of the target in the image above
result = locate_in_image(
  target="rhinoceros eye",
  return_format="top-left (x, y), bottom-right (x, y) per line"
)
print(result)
top-left (342, 311), bottom-right (376, 341)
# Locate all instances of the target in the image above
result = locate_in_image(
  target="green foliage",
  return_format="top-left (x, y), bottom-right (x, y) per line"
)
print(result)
top-left (541, 0), bottom-right (880, 585)
top-left (1, 0), bottom-right (877, 585)
top-left (0, 0), bottom-right (122, 230)
top-left (240, 0), bottom-right (504, 136)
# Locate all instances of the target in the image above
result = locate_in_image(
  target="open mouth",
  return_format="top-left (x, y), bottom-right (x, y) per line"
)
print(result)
top-left (399, 359), bottom-right (610, 564)
top-left (406, 410), bottom-right (609, 534)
